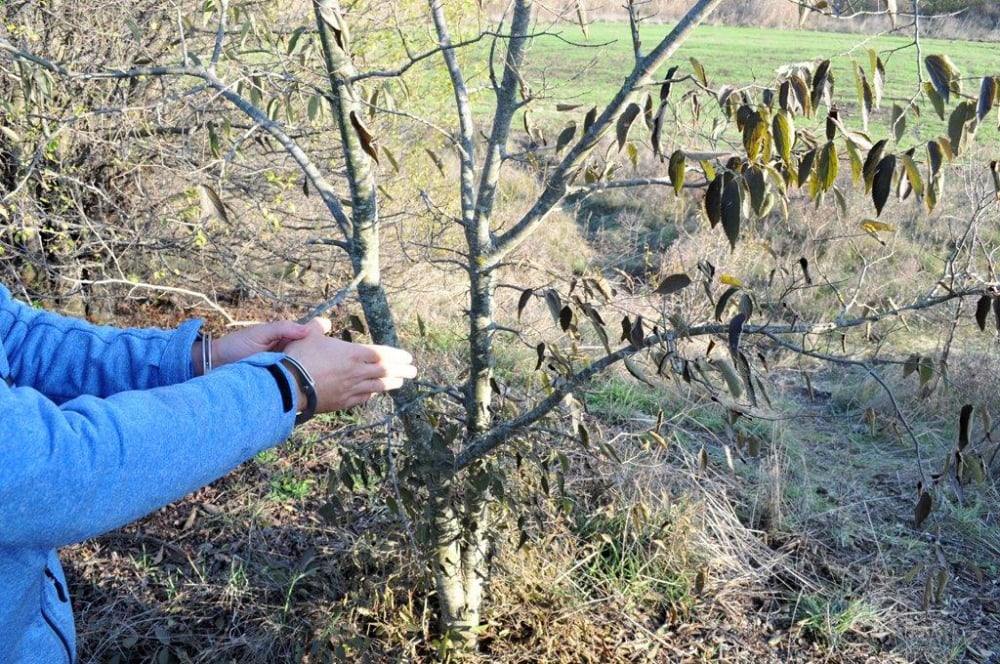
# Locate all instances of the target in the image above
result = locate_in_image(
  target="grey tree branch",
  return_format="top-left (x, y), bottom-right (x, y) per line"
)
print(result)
top-left (456, 283), bottom-right (991, 469)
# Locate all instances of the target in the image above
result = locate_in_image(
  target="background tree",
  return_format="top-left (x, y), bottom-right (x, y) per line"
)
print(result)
top-left (2, 0), bottom-right (999, 657)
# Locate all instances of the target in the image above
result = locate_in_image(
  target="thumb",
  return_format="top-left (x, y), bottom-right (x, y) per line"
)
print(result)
top-left (304, 316), bottom-right (333, 336)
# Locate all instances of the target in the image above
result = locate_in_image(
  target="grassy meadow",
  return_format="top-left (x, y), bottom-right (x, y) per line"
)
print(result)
top-left (64, 21), bottom-right (1000, 664)
top-left (505, 22), bottom-right (1000, 149)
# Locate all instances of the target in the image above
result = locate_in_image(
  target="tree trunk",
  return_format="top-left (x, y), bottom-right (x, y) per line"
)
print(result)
top-left (314, 1), bottom-right (486, 650)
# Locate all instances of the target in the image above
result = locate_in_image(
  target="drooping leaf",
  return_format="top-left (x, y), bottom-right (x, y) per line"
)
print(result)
top-left (872, 153), bottom-right (896, 216)
top-left (891, 103), bottom-right (907, 143)
top-left (862, 138), bottom-right (888, 193)
top-left (583, 106), bottom-right (598, 135)
top-left (689, 57), bottom-right (708, 86)
top-left (615, 102), bottom-right (641, 152)
top-left (923, 82), bottom-right (946, 120)
top-left (714, 286), bottom-right (740, 321)
top-left (799, 257), bottom-right (813, 284)
top-left (798, 0), bottom-right (810, 26)
top-left (581, 303), bottom-right (610, 352)
top-left (918, 356), bottom-right (934, 386)
top-left (899, 151), bottom-right (924, 200)
top-left (199, 185), bottom-right (229, 224)
top-left (914, 490), bottom-right (932, 528)
top-left (797, 148), bottom-right (817, 189)
top-left (721, 178), bottom-right (742, 250)
top-left (975, 295), bottom-right (992, 331)
top-left (927, 140), bottom-right (944, 178)
top-left (854, 63), bottom-right (873, 130)
top-left (958, 404), bottom-right (973, 451)
top-left (555, 123), bottom-right (577, 155)
top-left (843, 139), bottom-right (863, 184)
top-left (977, 76), bottom-right (997, 123)
top-left (728, 312), bottom-right (747, 358)
top-left (861, 219), bottom-right (895, 233)
top-left (811, 59), bottom-right (833, 110)
top-left (350, 111), bottom-right (379, 164)
top-left (705, 174), bottom-right (723, 228)
top-left (656, 273), bottom-right (692, 295)
top-left (660, 65), bottom-right (680, 102)
top-left (651, 103), bottom-right (669, 160)
top-left (871, 51), bottom-right (885, 108)
top-left (534, 343), bottom-right (545, 371)
top-left (629, 314), bottom-right (645, 350)
top-left (668, 149), bottom-right (686, 195)
top-left (742, 112), bottom-right (770, 163)
top-left (947, 101), bottom-right (976, 157)
top-left (559, 305), bottom-right (573, 332)
top-left (990, 160), bottom-right (1000, 201)
top-left (925, 54), bottom-right (959, 103)
top-left (517, 288), bottom-right (533, 321)
top-left (624, 356), bottom-right (653, 386)
top-left (424, 148), bottom-right (445, 175)
top-left (575, 0), bottom-right (590, 37)
top-left (816, 141), bottom-right (839, 192)
top-left (643, 93), bottom-right (655, 130)
top-left (787, 75), bottom-right (811, 117)
top-left (773, 109), bottom-right (794, 165)
top-left (544, 288), bottom-right (562, 325)
top-left (736, 351), bottom-right (757, 407)
top-left (744, 166), bottom-right (767, 215)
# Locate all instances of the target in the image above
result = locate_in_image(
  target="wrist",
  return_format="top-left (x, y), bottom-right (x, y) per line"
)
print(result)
top-left (192, 332), bottom-right (214, 377)
top-left (279, 356), bottom-right (317, 425)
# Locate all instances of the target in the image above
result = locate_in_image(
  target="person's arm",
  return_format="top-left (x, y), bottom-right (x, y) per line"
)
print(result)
top-left (0, 285), bottom-right (200, 401)
top-left (0, 356), bottom-right (296, 549)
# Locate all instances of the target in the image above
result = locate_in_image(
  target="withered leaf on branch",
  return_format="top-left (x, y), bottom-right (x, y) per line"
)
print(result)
top-left (517, 288), bottom-right (534, 321)
top-left (925, 54), bottom-right (959, 103)
top-left (656, 273), bottom-right (692, 295)
top-left (977, 76), bottom-right (997, 123)
top-left (350, 111), bottom-right (379, 164)
top-left (799, 257), bottom-right (812, 284)
top-left (721, 178), bottom-right (742, 250)
top-left (862, 138), bottom-right (888, 193)
top-left (661, 65), bottom-right (680, 101)
top-left (914, 490), bottom-right (932, 528)
top-left (199, 185), bottom-right (229, 224)
top-left (668, 149), bottom-right (686, 195)
top-left (615, 102), bottom-right (641, 152)
top-left (559, 305), bottom-right (573, 332)
top-left (728, 312), bottom-right (747, 358)
top-left (958, 404), bottom-right (973, 451)
top-left (871, 153), bottom-right (896, 216)
top-left (975, 295), bottom-right (991, 331)
top-left (705, 174), bottom-right (723, 227)
top-left (555, 123), bottom-right (576, 155)
top-left (629, 314), bottom-right (645, 350)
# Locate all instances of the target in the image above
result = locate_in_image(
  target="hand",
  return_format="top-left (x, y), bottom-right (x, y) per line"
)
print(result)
top-left (284, 330), bottom-right (417, 412)
top-left (193, 318), bottom-right (332, 375)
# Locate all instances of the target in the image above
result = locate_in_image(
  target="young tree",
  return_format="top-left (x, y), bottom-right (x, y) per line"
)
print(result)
top-left (3, 0), bottom-right (998, 654)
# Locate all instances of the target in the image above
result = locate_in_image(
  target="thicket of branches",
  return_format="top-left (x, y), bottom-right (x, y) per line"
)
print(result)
top-left (3, 0), bottom-right (999, 657)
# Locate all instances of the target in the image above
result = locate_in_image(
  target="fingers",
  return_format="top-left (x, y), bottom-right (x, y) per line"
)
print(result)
top-left (304, 316), bottom-right (332, 336)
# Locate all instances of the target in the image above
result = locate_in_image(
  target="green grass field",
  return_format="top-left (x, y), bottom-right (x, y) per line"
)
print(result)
top-left (505, 22), bottom-right (1000, 148)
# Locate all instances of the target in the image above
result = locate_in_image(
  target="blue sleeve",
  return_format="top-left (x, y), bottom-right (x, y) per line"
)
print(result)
top-left (0, 285), bottom-right (199, 401)
top-left (0, 355), bottom-right (297, 549)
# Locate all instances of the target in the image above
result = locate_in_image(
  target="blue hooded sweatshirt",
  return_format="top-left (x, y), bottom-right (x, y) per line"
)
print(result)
top-left (0, 284), bottom-right (299, 662)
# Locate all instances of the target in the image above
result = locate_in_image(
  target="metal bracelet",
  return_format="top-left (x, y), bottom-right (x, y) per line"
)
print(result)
top-left (280, 356), bottom-right (318, 425)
